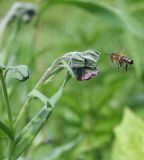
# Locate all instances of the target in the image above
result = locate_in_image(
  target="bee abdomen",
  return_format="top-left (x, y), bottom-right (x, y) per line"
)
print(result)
top-left (122, 56), bottom-right (133, 64)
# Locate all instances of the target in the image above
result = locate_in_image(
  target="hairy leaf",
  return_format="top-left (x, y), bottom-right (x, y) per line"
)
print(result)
top-left (28, 90), bottom-right (52, 106)
top-left (14, 107), bottom-right (53, 158)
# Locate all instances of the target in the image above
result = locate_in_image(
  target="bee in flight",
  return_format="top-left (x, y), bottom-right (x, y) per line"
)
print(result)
top-left (110, 52), bottom-right (133, 71)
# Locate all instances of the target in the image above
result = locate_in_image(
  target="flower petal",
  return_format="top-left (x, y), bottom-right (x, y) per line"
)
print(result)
top-left (73, 67), bottom-right (98, 81)
top-left (81, 69), bottom-right (98, 81)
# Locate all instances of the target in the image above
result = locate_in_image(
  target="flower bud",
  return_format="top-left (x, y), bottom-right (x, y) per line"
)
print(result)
top-left (62, 50), bottom-right (99, 81)
top-left (6, 2), bottom-right (37, 24)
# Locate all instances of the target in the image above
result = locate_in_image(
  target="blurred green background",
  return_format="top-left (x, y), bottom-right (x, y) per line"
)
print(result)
top-left (0, 0), bottom-right (144, 159)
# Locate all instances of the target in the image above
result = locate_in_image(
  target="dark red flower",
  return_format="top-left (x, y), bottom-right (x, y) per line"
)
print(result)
top-left (63, 50), bottom-right (99, 81)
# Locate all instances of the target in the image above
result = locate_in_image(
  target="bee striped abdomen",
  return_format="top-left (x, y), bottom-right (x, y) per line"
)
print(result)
top-left (122, 56), bottom-right (133, 64)
top-left (110, 52), bottom-right (133, 71)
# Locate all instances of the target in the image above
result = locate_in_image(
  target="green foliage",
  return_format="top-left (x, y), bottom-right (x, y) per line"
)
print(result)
top-left (0, 121), bottom-right (13, 139)
top-left (112, 108), bottom-right (144, 160)
top-left (14, 107), bottom-right (53, 158)
top-left (46, 136), bottom-right (82, 160)
top-left (48, 0), bottom-right (144, 38)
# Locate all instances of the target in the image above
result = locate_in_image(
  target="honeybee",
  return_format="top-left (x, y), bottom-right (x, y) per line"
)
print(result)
top-left (110, 52), bottom-right (133, 71)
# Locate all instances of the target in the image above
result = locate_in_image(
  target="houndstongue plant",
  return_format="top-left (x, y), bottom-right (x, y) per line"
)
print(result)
top-left (0, 50), bottom-right (99, 160)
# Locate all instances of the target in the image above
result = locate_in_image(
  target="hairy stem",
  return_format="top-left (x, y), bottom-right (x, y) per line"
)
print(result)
top-left (0, 70), bottom-right (13, 129)
top-left (14, 58), bottom-right (62, 129)
top-left (0, 70), bottom-right (15, 160)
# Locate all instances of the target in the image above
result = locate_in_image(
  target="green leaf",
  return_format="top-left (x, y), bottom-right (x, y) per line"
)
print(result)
top-left (0, 121), bottom-right (13, 140)
top-left (28, 89), bottom-right (53, 106)
top-left (14, 66), bottom-right (70, 159)
top-left (48, 0), bottom-right (144, 38)
top-left (0, 137), bottom-right (5, 160)
top-left (50, 72), bottom-right (71, 106)
top-left (43, 68), bottom-right (63, 85)
top-left (0, 65), bottom-right (6, 70)
top-left (112, 108), bottom-right (144, 160)
top-left (14, 107), bottom-right (53, 158)
top-left (7, 65), bottom-right (30, 82)
top-left (46, 136), bottom-right (82, 160)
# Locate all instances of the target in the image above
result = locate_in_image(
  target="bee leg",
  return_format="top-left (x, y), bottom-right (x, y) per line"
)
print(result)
top-left (118, 64), bottom-right (121, 70)
top-left (118, 62), bottom-right (123, 70)
top-left (120, 62), bottom-right (123, 69)
top-left (125, 64), bottom-right (128, 72)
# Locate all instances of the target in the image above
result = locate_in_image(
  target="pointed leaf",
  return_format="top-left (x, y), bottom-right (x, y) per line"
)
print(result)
top-left (14, 107), bottom-right (53, 158)
top-left (28, 90), bottom-right (53, 106)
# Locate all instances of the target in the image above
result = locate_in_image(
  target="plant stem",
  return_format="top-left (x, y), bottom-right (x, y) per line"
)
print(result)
top-left (14, 58), bottom-right (61, 129)
top-left (0, 70), bottom-right (13, 129)
top-left (0, 70), bottom-right (15, 160)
